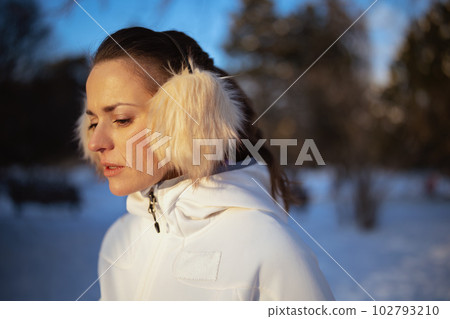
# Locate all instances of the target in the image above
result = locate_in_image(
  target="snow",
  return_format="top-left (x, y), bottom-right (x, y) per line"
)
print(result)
top-left (0, 165), bottom-right (449, 300)
top-left (291, 169), bottom-right (450, 301)
top-left (0, 165), bottom-right (125, 301)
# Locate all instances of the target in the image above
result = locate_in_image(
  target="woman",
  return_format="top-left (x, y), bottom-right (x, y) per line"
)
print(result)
top-left (78, 27), bottom-right (334, 301)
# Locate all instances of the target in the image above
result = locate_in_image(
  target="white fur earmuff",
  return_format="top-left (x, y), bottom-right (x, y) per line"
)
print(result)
top-left (146, 63), bottom-right (245, 181)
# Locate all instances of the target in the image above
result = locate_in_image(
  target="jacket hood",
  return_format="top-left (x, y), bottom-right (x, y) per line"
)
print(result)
top-left (126, 160), bottom-right (288, 237)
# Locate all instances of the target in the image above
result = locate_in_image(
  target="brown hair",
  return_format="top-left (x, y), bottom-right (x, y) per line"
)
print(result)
top-left (83, 27), bottom-right (297, 211)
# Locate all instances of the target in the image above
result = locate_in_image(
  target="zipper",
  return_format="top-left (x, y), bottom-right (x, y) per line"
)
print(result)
top-left (148, 190), bottom-right (161, 233)
top-left (141, 231), bottom-right (169, 299)
top-left (135, 221), bottom-right (164, 300)
top-left (135, 190), bottom-right (165, 299)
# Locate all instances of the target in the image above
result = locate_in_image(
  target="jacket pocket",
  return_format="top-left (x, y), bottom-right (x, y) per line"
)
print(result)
top-left (173, 250), bottom-right (222, 281)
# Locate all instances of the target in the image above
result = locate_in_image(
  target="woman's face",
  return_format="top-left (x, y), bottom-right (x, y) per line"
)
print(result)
top-left (86, 59), bottom-right (167, 196)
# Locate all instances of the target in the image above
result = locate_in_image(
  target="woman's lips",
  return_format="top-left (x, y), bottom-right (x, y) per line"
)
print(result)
top-left (103, 165), bottom-right (125, 177)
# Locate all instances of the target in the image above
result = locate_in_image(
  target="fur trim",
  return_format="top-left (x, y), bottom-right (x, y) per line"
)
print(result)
top-left (147, 64), bottom-right (245, 181)
top-left (76, 99), bottom-right (103, 176)
top-left (76, 99), bottom-right (93, 163)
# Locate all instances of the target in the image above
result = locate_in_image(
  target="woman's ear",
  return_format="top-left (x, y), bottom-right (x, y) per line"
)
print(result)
top-left (146, 64), bottom-right (245, 181)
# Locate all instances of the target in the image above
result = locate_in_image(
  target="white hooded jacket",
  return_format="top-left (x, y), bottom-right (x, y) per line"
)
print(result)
top-left (98, 161), bottom-right (334, 300)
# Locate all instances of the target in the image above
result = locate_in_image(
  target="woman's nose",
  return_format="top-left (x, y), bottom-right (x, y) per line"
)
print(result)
top-left (88, 124), bottom-right (114, 153)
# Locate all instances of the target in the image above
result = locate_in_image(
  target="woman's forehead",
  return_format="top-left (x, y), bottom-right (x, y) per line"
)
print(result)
top-left (86, 60), bottom-right (152, 111)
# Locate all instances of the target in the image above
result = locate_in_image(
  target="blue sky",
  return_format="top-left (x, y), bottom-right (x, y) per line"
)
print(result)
top-left (40, 0), bottom-right (432, 85)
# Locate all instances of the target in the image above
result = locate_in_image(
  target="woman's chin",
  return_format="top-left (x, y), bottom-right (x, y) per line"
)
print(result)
top-left (106, 168), bottom-right (165, 196)
top-left (108, 181), bottom-right (136, 197)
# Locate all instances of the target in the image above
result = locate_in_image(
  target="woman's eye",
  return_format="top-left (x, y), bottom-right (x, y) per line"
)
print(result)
top-left (114, 118), bottom-right (132, 126)
top-left (88, 123), bottom-right (97, 130)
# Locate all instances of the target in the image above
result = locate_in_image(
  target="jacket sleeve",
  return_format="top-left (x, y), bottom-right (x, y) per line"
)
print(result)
top-left (257, 220), bottom-right (335, 301)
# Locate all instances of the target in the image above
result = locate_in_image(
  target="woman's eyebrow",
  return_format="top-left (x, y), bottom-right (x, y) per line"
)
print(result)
top-left (86, 103), bottom-right (138, 115)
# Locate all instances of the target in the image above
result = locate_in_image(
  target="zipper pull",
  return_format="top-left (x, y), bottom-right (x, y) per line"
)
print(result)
top-left (148, 190), bottom-right (160, 233)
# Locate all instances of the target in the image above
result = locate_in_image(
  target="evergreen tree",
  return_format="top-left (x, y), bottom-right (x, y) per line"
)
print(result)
top-left (381, 1), bottom-right (450, 173)
top-left (224, 0), bottom-right (371, 167)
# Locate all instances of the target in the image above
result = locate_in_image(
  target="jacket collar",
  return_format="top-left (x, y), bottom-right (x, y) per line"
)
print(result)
top-left (126, 159), bottom-right (287, 237)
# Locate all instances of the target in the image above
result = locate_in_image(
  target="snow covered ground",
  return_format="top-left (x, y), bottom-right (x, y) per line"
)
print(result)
top-left (0, 165), bottom-right (449, 301)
